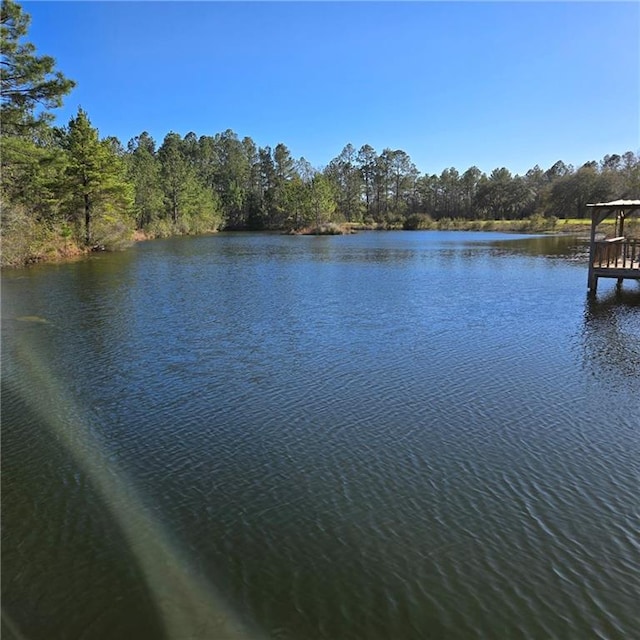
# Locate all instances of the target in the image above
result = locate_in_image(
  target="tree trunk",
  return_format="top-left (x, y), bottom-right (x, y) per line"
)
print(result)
top-left (83, 172), bottom-right (92, 245)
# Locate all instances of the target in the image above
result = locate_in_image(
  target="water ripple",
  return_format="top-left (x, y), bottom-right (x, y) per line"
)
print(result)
top-left (3, 232), bottom-right (639, 640)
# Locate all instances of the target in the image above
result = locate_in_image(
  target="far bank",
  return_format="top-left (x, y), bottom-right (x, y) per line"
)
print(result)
top-left (2, 216), bottom-right (626, 270)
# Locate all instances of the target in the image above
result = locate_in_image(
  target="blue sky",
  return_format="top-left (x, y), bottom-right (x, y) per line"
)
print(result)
top-left (25, 1), bottom-right (639, 177)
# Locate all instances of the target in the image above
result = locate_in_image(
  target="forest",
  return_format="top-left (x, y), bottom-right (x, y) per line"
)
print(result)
top-left (2, 0), bottom-right (639, 267)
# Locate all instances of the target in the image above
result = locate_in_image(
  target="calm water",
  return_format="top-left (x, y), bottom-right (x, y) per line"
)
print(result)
top-left (2, 231), bottom-right (639, 640)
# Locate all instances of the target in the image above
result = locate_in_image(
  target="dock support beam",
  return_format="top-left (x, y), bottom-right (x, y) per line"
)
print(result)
top-left (587, 209), bottom-right (602, 294)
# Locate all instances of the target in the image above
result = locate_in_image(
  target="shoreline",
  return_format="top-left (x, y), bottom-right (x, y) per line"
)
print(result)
top-left (1, 219), bottom-right (612, 270)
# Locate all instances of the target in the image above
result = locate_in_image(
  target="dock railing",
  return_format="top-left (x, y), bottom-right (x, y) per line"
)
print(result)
top-left (592, 238), bottom-right (640, 270)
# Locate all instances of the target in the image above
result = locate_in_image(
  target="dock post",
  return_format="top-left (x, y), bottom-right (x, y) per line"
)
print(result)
top-left (587, 209), bottom-right (598, 294)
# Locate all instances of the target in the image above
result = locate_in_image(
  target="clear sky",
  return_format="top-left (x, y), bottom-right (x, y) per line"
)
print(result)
top-left (24, 1), bottom-right (640, 177)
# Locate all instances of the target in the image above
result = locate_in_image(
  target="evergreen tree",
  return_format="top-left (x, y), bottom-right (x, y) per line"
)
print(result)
top-left (62, 108), bottom-right (134, 246)
top-left (157, 132), bottom-right (221, 233)
top-left (157, 132), bottom-right (192, 224)
top-left (269, 143), bottom-right (296, 227)
top-left (1, 0), bottom-right (75, 138)
top-left (357, 145), bottom-right (377, 219)
top-left (127, 132), bottom-right (163, 229)
top-left (374, 149), bottom-right (393, 220)
top-left (213, 129), bottom-right (250, 229)
top-left (0, 0), bottom-right (77, 265)
top-left (242, 136), bottom-right (262, 227)
top-left (257, 146), bottom-right (276, 228)
top-left (325, 143), bottom-right (362, 222)
top-left (309, 174), bottom-right (337, 228)
top-left (389, 149), bottom-right (418, 215)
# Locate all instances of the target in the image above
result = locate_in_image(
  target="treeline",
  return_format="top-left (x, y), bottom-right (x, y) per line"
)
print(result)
top-left (126, 137), bottom-right (640, 232)
top-left (2, 0), bottom-right (639, 266)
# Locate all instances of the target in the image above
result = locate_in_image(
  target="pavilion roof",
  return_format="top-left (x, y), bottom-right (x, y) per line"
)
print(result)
top-left (586, 199), bottom-right (640, 209)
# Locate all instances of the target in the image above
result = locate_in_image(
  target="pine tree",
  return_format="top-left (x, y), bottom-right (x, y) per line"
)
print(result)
top-left (1, 0), bottom-right (75, 138)
top-left (62, 108), bottom-right (133, 246)
top-left (157, 132), bottom-right (222, 233)
top-left (127, 132), bottom-right (163, 229)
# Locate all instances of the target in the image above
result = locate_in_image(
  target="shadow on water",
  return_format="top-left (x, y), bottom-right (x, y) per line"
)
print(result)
top-left (580, 285), bottom-right (640, 383)
top-left (487, 234), bottom-right (589, 261)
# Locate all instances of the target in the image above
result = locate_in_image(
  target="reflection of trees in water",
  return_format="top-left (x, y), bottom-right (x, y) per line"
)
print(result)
top-left (488, 235), bottom-right (589, 261)
top-left (581, 287), bottom-right (640, 382)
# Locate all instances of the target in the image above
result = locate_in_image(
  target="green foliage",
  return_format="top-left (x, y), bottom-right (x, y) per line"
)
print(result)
top-left (91, 214), bottom-right (134, 251)
top-left (325, 143), bottom-right (362, 222)
top-left (61, 108), bottom-right (134, 246)
top-left (307, 174), bottom-right (337, 229)
top-left (403, 213), bottom-right (434, 230)
top-left (0, 0), bottom-right (80, 266)
top-left (126, 132), bottom-right (163, 228)
top-left (0, 201), bottom-right (84, 266)
top-left (524, 214), bottom-right (558, 232)
top-left (156, 132), bottom-right (223, 231)
top-left (1, 135), bottom-right (67, 220)
top-left (157, 132), bottom-right (190, 223)
top-left (182, 181), bottom-right (223, 232)
top-left (0, 0), bottom-right (75, 137)
top-left (1, 202), bottom-right (44, 265)
top-left (210, 130), bottom-right (252, 229)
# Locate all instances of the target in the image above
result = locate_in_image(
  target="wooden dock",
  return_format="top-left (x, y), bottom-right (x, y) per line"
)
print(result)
top-left (586, 200), bottom-right (640, 294)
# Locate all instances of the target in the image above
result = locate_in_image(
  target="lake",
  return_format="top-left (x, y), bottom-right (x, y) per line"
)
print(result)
top-left (2, 231), bottom-right (639, 640)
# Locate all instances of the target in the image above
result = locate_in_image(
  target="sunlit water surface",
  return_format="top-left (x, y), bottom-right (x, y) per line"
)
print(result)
top-left (2, 232), bottom-right (639, 640)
